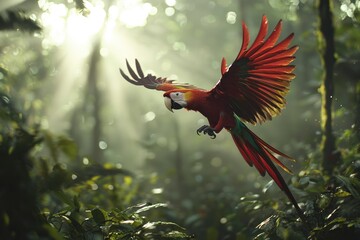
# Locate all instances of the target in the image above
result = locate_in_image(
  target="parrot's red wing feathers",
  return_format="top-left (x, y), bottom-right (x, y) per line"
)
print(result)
top-left (212, 15), bottom-right (298, 124)
top-left (120, 59), bottom-right (199, 91)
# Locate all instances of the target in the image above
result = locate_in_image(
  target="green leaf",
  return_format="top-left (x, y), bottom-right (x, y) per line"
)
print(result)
top-left (326, 217), bottom-right (347, 228)
top-left (42, 224), bottom-right (65, 240)
top-left (317, 195), bottom-right (331, 209)
top-left (57, 136), bottom-right (78, 160)
top-left (336, 175), bottom-right (360, 199)
top-left (161, 230), bottom-right (192, 239)
top-left (109, 223), bottom-right (135, 233)
top-left (256, 215), bottom-right (276, 231)
top-left (69, 164), bottom-right (133, 186)
top-left (92, 208), bottom-right (106, 225)
top-left (142, 221), bottom-right (185, 231)
top-left (298, 176), bottom-right (310, 186)
top-left (68, 215), bottom-right (84, 233)
top-left (55, 190), bottom-right (75, 209)
top-left (134, 203), bottom-right (168, 214)
top-left (335, 189), bottom-right (351, 198)
top-left (262, 180), bottom-right (274, 193)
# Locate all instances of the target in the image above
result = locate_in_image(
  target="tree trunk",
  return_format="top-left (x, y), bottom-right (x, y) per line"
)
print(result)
top-left (318, 0), bottom-right (339, 173)
top-left (87, 39), bottom-right (103, 162)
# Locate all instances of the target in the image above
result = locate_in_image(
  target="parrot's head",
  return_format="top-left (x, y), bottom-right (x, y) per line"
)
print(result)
top-left (163, 90), bottom-right (190, 112)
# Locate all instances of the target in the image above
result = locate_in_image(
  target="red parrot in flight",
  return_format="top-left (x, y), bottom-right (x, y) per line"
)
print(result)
top-left (120, 16), bottom-right (305, 221)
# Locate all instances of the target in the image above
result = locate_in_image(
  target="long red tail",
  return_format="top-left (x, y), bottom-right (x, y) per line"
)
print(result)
top-left (230, 120), bottom-right (305, 221)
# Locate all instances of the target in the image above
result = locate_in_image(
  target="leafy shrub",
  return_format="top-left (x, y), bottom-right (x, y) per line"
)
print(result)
top-left (0, 93), bottom-right (193, 240)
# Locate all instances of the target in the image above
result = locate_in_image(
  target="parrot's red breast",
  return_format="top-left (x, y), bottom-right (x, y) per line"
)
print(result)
top-left (164, 89), bottom-right (236, 130)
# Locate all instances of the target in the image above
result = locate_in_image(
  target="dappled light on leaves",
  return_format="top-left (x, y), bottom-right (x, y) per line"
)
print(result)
top-left (340, 0), bottom-right (360, 19)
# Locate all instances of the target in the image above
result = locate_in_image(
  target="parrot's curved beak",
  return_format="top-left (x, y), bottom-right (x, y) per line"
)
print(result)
top-left (164, 97), bottom-right (173, 112)
top-left (164, 96), bottom-right (183, 112)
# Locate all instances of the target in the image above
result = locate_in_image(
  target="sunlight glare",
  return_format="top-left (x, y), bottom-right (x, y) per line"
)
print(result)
top-left (165, 0), bottom-right (177, 7)
top-left (152, 188), bottom-right (163, 194)
top-left (144, 111), bottom-right (156, 122)
top-left (226, 11), bottom-right (237, 24)
top-left (83, 157), bottom-right (89, 165)
top-left (165, 7), bottom-right (175, 16)
top-left (119, 0), bottom-right (157, 28)
top-left (67, 3), bottom-right (106, 41)
top-left (99, 140), bottom-right (108, 150)
top-left (39, 0), bottom-right (108, 46)
top-left (39, 2), bottom-right (67, 46)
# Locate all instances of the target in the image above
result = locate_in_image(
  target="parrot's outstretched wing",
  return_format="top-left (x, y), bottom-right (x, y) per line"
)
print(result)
top-left (120, 59), bottom-right (200, 91)
top-left (211, 15), bottom-right (298, 124)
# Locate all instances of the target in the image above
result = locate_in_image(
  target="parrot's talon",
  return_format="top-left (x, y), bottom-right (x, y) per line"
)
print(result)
top-left (196, 125), bottom-right (206, 135)
top-left (196, 125), bottom-right (216, 139)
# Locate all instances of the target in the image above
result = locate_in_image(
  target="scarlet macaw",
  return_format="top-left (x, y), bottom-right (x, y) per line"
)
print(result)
top-left (120, 16), bottom-right (304, 221)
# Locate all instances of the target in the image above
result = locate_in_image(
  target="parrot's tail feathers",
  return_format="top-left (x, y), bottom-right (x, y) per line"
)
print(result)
top-left (247, 129), bottom-right (294, 174)
top-left (231, 132), bottom-right (287, 190)
top-left (231, 125), bottom-right (294, 184)
top-left (230, 126), bottom-right (306, 223)
top-left (250, 131), bottom-right (295, 162)
top-left (232, 135), bottom-right (266, 176)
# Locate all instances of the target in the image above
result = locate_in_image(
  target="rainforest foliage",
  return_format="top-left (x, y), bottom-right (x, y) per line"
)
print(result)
top-left (0, 0), bottom-right (359, 239)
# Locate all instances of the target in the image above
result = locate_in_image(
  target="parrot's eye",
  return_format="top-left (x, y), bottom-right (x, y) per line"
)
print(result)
top-left (170, 92), bottom-right (184, 101)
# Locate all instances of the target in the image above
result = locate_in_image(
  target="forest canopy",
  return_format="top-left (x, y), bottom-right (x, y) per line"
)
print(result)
top-left (0, 0), bottom-right (359, 239)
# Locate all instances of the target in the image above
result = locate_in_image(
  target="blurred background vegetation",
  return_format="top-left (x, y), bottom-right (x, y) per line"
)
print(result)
top-left (0, 0), bottom-right (359, 239)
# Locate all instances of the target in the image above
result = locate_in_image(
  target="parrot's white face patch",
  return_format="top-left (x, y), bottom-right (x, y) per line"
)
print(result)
top-left (169, 92), bottom-right (187, 107)
top-left (164, 92), bottom-right (187, 112)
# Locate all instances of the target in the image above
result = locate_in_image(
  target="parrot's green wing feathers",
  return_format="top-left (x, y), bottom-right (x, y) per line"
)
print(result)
top-left (120, 59), bottom-right (199, 91)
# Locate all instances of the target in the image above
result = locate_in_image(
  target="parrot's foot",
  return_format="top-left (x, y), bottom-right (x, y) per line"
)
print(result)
top-left (196, 125), bottom-right (216, 139)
